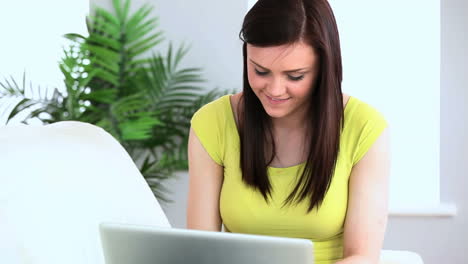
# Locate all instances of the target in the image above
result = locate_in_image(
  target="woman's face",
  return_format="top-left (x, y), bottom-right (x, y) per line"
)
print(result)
top-left (246, 41), bottom-right (319, 122)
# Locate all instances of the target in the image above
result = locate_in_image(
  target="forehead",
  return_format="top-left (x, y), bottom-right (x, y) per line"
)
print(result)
top-left (246, 42), bottom-right (317, 69)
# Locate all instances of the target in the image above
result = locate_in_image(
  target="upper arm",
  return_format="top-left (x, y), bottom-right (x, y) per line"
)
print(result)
top-left (342, 127), bottom-right (391, 262)
top-left (186, 127), bottom-right (224, 231)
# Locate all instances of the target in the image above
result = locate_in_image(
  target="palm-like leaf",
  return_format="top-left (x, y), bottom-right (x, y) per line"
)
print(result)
top-left (0, 73), bottom-right (62, 124)
top-left (110, 93), bottom-right (163, 141)
top-left (84, 0), bottom-right (164, 97)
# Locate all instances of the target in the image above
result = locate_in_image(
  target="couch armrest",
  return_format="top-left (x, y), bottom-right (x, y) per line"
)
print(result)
top-left (380, 250), bottom-right (424, 264)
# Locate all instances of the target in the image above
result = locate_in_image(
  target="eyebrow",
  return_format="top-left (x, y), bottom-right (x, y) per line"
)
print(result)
top-left (249, 59), bottom-right (310, 73)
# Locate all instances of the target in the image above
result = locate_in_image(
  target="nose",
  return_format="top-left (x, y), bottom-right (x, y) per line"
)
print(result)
top-left (266, 77), bottom-right (286, 97)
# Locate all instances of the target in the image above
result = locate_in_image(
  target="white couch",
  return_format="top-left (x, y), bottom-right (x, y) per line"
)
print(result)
top-left (0, 121), bottom-right (423, 264)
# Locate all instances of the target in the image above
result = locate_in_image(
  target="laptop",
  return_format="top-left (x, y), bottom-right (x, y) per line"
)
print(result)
top-left (99, 222), bottom-right (314, 264)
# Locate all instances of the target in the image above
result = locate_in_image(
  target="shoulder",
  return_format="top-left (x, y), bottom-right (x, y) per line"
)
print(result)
top-left (191, 95), bottom-right (234, 133)
top-left (190, 94), bottom-right (234, 166)
top-left (345, 96), bottom-right (387, 127)
top-left (192, 95), bottom-right (230, 120)
top-left (342, 96), bottom-right (389, 166)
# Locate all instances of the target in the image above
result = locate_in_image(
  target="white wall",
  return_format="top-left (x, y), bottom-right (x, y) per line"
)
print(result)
top-left (0, 1), bottom-right (88, 125)
top-left (329, 0), bottom-right (441, 210)
top-left (382, 1), bottom-right (468, 263)
top-left (91, 1), bottom-right (468, 263)
top-left (0, 1), bottom-right (87, 88)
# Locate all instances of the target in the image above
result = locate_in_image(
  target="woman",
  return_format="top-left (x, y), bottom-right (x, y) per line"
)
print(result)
top-left (187, 0), bottom-right (390, 263)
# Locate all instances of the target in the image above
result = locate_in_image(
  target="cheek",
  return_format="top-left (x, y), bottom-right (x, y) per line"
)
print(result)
top-left (288, 80), bottom-right (314, 97)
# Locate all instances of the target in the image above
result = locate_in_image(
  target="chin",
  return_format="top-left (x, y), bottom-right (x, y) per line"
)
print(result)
top-left (262, 106), bottom-right (289, 119)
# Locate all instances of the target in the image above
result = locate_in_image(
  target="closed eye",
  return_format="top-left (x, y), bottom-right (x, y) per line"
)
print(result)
top-left (288, 75), bottom-right (304, 81)
top-left (254, 68), bottom-right (269, 76)
top-left (255, 68), bottom-right (305, 81)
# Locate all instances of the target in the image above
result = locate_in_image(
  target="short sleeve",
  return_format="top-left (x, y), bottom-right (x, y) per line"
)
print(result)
top-left (350, 102), bottom-right (388, 166)
top-left (190, 99), bottom-right (225, 166)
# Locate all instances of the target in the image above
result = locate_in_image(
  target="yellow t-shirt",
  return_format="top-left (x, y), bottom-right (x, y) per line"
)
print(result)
top-left (190, 94), bottom-right (388, 264)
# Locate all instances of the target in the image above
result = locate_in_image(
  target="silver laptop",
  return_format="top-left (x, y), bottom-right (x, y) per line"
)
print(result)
top-left (99, 223), bottom-right (314, 264)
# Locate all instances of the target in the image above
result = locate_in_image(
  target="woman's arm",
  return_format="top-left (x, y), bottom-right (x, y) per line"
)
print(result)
top-left (336, 127), bottom-right (391, 264)
top-left (186, 127), bottom-right (224, 231)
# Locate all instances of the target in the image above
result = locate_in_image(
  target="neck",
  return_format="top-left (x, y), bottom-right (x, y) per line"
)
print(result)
top-left (270, 106), bottom-right (309, 134)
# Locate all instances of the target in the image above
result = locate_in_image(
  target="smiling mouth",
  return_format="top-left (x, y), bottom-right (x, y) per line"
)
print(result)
top-left (265, 94), bottom-right (290, 101)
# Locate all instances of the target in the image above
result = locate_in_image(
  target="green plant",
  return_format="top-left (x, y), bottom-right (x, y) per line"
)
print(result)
top-left (0, 0), bottom-right (229, 202)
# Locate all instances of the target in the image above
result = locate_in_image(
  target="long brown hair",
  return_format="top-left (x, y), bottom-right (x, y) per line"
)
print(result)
top-left (238, 0), bottom-right (344, 213)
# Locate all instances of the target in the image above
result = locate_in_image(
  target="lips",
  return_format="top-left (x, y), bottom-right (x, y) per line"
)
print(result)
top-left (265, 94), bottom-right (290, 104)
